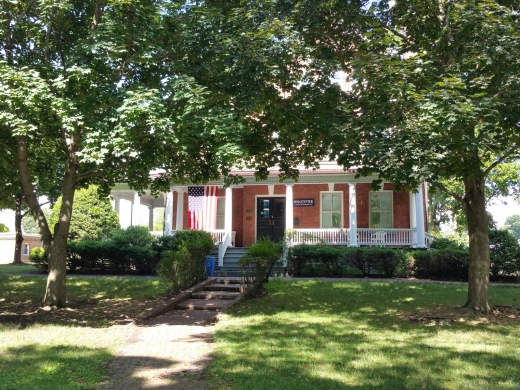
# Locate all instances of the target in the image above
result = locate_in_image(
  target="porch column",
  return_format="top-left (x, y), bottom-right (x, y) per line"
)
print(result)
top-left (175, 188), bottom-right (185, 231)
top-left (165, 190), bottom-right (173, 235)
top-left (409, 193), bottom-right (416, 229)
top-left (415, 184), bottom-right (426, 248)
top-left (349, 183), bottom-right (358, 247)
top-left (114, 196), bottom-right (120, 215)
top-left (285, 182), bottom-right (294, 230)
top-left (131, 192), bottom-right (140, 226)
top-left (148, 206), bottom-right (154, 231)
top-left (225, 187), bottom-right (232, 234)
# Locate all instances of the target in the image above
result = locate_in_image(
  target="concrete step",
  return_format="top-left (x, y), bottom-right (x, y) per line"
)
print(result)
top-left (176, 299), bottom-right (234, 311)
top-left (204, 283), bottom-right (243, 292)
top-left (214, 270), bottom-right (244, 278)
top-left (216, 278), bottom-right (243, 285)
top-left (192, 291), bottom-right (241, 300)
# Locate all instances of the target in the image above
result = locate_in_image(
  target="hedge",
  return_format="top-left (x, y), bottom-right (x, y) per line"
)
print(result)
top-left (287, 238), bottom-right (520, 280)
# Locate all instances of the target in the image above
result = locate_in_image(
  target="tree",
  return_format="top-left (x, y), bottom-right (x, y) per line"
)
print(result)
top-left (325, 0), bottom-right (520, 313)
top-left (1, 1), bottom-right (244, 307)
top-left (504, 215), bottom-right (520, 240)
top-left (0, 223), bottom-right (9, 232)
top-left (23, 209), bottom-right (53, 234)
top-left (153, 208), bottom-right (164, 232)
top-left (50, 186), bottom-right (120, 241)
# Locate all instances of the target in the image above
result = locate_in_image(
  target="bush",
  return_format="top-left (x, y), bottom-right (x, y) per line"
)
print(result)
top-left (288, 245), bottom-right (406, 277)
top-left (341, 247), bottom-right (405, 276)
top-left (412, 249), bottom-right (469, 280)
top-left (430, 235), bottom-right (468, 251)
top-left (239, 237), bottom-right (283, 297)
top-left (0, 223), bottom-right (9, 232)
top-left (67, 228), bottom-right (157, 273)
top-left (489, 229), bottom-right (520, 278)
top-left (29, 247), bottom-right (47, 272)
top-left (112, 226), bottom-right (154, 248)
top-left (156, 230), bottom-right (214, 292)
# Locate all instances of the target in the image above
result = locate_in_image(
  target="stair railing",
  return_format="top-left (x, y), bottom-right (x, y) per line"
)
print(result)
top-left (218, 231), bottom-right (232, 267)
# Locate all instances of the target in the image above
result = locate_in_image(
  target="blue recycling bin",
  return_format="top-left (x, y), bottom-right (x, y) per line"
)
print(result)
top-left (205, 256), bottom-right (215, 277)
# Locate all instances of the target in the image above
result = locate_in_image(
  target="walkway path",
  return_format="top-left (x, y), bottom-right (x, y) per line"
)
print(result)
top-left (98, 310), bottom-right (216, 390)
top-left (98, 278), bottom-right (243, 390)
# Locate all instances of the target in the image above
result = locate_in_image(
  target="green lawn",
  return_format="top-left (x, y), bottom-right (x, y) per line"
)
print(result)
top-left (210, 280), bottom-right (520, 390)
top-left (0, 274), bottom-right (169, 389)
top-left (0, 262), bottom-right (39, 275)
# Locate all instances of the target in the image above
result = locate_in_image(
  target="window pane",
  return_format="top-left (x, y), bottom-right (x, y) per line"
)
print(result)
top-left (380, 212), bottom-right (392, 228)
top-left (371, 195), bottom-right (381, 211)
top-left (216, 215), bottom-right (225, 229)
top-left (380, 193), bottom-right (392, 210)
top-left (332, 212), bottom-right (341, 228)
top-left (332, 194), bottom-right (341, 211)
top-left (371, 212), bottom-right (381, 227)
top-left (217, 198), bottom-right (226, 214)
top-left (322, 193), bottom-right (332, 211)
top-left (322, 212), bottom-right (332, 228)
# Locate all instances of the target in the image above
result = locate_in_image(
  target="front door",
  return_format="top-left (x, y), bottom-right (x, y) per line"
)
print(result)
top-left (257, 197), bottom-right (286, 242)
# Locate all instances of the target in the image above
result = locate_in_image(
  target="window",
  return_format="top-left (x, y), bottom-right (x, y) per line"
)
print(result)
top-left (216, 197), bottom-right (225, 229)
top-left (370, 192), bottom-right (393, 228)
top-left (321, 192), bottom-right (343, 228)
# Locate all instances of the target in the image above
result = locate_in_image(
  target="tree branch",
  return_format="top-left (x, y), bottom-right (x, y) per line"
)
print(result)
top-left (430, 180), bottom-right (464, 203)
top-left (483, 143), bottom-right (520, 177)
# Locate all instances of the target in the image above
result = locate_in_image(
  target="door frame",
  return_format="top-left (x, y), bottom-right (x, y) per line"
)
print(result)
top-left (254, 194), bottom-right (286, 243)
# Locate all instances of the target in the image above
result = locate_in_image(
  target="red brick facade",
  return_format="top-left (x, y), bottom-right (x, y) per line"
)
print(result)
top-left (169, 182), bottom-right (424, 247)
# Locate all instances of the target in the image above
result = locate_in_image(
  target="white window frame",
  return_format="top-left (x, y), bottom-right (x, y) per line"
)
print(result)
top-left (216, 196), bottom-right (226, 230)
top-left (369, 191), bottom-right (393, 228)
top-left (320, 191), bottom-right (343, 228)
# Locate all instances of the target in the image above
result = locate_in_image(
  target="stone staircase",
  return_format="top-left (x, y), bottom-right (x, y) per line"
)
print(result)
top-left (175, 278), bottom-right (244, 312)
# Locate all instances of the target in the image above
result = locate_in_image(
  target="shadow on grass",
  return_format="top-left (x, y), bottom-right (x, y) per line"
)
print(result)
top-left (209, 280), bottom-right (520, 389)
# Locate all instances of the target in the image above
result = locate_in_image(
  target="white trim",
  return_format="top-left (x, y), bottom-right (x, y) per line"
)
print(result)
top-left (369, 190), bottom-right (393, 228)
top-left (319, 191), bottom-right (344, 229)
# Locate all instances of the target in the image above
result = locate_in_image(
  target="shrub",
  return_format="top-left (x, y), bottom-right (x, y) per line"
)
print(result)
top-left (489, 229), bottom-right (520, 278)
top-left (112, 226), bottom-right (154, 248)
top-left (412, 249), bottom-right (469, 280)
top-left (0, 223), bottom-right (9, 232)
top-left (156, 230), bottom-right (214, 292)
top-left (29, 247), bottom-right (47, 272)
top-left (239, 237), bottom-right (283, 297)
top-left (430, 235), bottom-right (468, 251)
top-left (341, 247), bottom-right (405, 276)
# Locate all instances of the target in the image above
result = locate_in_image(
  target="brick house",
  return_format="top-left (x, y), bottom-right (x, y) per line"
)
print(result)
top-left (111, 161), bottom-right (432, 267)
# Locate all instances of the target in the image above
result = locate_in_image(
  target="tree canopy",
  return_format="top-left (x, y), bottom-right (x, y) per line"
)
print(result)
top-left (504, 215), bottom-right (520, 240)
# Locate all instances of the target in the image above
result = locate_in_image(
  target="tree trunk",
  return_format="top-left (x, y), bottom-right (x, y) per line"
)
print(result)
top-left (16, 133), bottom-right (78, 308)
top-left (12, 193), bottom-right (24, 264)
top-left (462, 176), bottom-right (490, 313)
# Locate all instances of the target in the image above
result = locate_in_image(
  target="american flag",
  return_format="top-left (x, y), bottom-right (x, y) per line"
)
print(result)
top-left (188, 186), bottom-right (218, 230)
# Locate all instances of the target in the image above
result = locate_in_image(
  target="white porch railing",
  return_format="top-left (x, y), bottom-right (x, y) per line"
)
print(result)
top-left (424, 232), bottom-right (435, 248)
top-left (292, 229), bottom-right (349, 245)
top-left (218, 231), bottom-right (233, 267)
top-left (292, 228), bottom-right (432, 247)
top-left (160, 229), bottom-right (236, 246)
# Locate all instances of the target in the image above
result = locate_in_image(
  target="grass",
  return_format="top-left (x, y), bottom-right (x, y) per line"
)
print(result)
top-left (0, 262), bottom-right (39, 275)
top-left (210, 280), bottom-right (520, 390)
top-left (0, 273), bottom-right (169, 389)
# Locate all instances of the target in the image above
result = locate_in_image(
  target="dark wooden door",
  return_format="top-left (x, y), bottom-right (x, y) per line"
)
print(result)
top-left (257, 197), bottom-right (286, 242)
